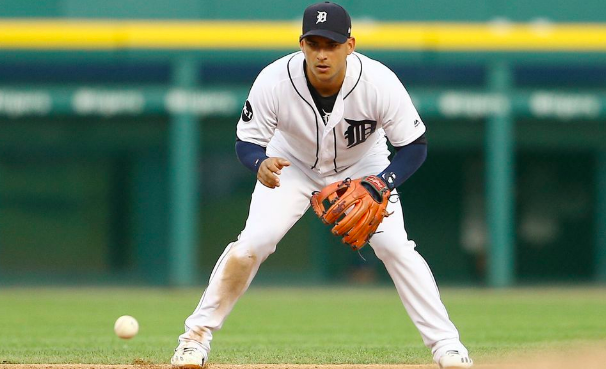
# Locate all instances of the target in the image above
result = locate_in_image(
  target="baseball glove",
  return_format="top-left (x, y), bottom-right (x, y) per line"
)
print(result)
top-left (310, 175), bottom-right (391, 250)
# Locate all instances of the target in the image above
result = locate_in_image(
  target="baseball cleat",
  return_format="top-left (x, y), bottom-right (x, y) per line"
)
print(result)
top-left (171, 341), bottom-right (208, 368)
top-left (438, 350), bottom-right (473, 368)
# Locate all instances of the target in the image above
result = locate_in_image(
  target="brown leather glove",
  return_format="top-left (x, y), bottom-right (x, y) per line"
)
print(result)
top-left (310, 175), bottom-right (391, 250)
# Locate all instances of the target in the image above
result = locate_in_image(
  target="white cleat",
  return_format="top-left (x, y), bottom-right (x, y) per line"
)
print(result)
top-left (171, 341), bottom-right (208, 368)
top-left (438, 350), bottom-right (473, 368)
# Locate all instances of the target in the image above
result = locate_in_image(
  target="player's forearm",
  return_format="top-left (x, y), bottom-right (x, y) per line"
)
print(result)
top-left (235, 139), bottom-right (269, 173)
top-left (378, 141), bottom-right (427, 190)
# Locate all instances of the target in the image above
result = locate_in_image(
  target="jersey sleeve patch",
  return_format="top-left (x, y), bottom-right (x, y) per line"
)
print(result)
top-left (241, 100), bottom-right (254, 122)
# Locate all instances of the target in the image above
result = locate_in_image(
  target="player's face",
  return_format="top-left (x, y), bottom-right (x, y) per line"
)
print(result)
top-left (300, 36), bottom-right (355, 94)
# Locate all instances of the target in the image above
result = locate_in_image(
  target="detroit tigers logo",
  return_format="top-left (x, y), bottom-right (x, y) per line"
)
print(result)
top-left (316, 11), bottom-right (327, 24)
top-left (344, 119), bottom-right (377, 148)
top-left (241, 100), bottom-right (253, 122)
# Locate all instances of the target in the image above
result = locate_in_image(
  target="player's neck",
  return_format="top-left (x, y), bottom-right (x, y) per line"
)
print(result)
top-left (310, 80), bottom-right (342, 97)
top-left (305, 64), bottom-right (345, 97)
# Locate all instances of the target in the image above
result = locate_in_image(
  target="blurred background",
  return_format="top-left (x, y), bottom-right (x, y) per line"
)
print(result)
top-left (1, 0), bottom-right (605, 288)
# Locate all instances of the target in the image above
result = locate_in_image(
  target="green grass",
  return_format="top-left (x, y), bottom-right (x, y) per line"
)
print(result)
top-left (0, 286), bottom-right (605, 365)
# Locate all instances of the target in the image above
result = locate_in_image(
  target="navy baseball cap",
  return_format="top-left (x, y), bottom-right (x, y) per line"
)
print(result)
top-left (300, 2), bottom-right (351, 44)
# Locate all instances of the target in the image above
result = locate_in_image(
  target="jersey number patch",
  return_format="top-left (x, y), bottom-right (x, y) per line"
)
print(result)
top-left (344, 119), bottom-right (377, 148)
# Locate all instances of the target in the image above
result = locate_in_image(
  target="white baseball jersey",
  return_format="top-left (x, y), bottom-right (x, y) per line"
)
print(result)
top-left (236, 51), bottom-right (426, 176)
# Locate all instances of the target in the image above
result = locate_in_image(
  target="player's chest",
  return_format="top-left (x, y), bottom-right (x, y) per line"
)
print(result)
top-left (277, 93), bottom-right (379, 148)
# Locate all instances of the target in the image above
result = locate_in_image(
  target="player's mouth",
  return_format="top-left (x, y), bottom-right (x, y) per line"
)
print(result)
top-left (316, 64), bottom-right (330, 72)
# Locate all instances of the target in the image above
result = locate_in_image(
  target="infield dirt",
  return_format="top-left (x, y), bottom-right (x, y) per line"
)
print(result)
top-left (4, 346), bottom-right (606, 369)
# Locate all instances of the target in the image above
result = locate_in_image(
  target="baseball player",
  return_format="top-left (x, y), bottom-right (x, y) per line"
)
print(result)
top-left (171, 2), bottom-right (473, 368)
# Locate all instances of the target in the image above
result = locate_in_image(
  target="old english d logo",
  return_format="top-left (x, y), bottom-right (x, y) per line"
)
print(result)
top-left (344, 119), bottom-right (377, 148)
top-left (316, 11), bottom-right (327, 23)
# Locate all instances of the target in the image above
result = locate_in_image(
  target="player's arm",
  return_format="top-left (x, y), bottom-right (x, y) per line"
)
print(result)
top-left (236, 139), bottom-right (268, 172)
top-left (235, 139), bottom-right (290, 189)
top-left (377, 134), bottom-right (427, 190)
top-left (235, 63), bottom-right (287, 188)
top-left (375, 65), bottom-right (428, 190)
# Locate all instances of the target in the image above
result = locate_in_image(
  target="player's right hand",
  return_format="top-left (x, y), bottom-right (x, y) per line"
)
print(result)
top-left (257, 157), bottom-right (291, 189)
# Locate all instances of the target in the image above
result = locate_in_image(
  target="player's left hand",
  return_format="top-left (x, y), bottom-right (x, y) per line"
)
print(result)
top-left (257, 157), bottom-right (291, 189)
top-left (310, 175), bottom-right (392, 250)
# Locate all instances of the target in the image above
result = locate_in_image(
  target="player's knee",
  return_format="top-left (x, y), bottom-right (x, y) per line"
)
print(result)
top-left (227, 247), bottom-right (260, 270)
top-left (370, 243), bottom-right (390, 260)
top-left (370, 239), bottom-right (416, 260)
top-left (233, 232), bottom-right (279, 260)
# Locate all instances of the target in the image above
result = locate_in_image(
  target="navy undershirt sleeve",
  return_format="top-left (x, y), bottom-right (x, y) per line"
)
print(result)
top-left (236, 134), bottom-right (427, 184)
top-left (235, 139), bottom-right (269, 173)
top-left (378, 139), bottom-right (428, 190)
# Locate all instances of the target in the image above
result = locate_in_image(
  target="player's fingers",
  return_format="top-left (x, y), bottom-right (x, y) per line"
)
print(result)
top-left (276, 159), bottom-right (291, 169)
top-left (257, 167), bottom-right (279, 188)
top-left (265, 157), bottom-right (289, 170)
top-left (258, 159), bottom-right (274, 175)
top-left (256, 172), bottom-right (271, 188)
top-left (266, 158), bottom-right (285, 173)
top-left (259, 178), bottom-right (275, 188)
top-left (267, 172), bottom-right (280, 187)
top-left (260, 176), bottom-right (279, 188)
top-left (257, 158), bottom-right (287, 188)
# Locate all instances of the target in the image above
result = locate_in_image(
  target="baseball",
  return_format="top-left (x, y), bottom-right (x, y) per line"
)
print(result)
top-left (114, 315), bottom-right (139, 339)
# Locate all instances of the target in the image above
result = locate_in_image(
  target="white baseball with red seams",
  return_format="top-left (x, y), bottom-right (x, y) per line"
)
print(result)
top-left (114, 315), bottom-right (138, 339)
top-left (175, 50), bottom-right (471, 367)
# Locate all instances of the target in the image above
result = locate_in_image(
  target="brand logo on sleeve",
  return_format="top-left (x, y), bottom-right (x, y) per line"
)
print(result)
top-left (241, 100), bottom-right (253, 122)
top-left (344, 119), bottom-right (377, 148)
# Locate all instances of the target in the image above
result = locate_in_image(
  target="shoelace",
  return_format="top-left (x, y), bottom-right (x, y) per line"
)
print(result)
top-left (182, 347), bottom-right (198, 354)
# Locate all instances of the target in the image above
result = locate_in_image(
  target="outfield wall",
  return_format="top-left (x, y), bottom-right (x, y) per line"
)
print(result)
top-left (0, 2), bottom-right (605, 287)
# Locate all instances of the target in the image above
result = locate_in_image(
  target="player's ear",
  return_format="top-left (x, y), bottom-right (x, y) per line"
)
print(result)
top-left (347, 37), bottom-right (356, 54)
top-left (300, 38), bottom-right (305, 51)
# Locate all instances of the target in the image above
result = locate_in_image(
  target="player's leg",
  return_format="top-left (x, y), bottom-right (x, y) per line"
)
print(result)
top-left (368, 196), bottom-right (471, 365)
top-left (173, 163), bottom-right (315, 364)
top-left (340, 156), bottom-right (471, 366)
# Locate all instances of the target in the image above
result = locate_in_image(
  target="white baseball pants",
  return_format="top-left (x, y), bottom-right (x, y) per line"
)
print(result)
top-left (178, 153), bottom-right (468, 362)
